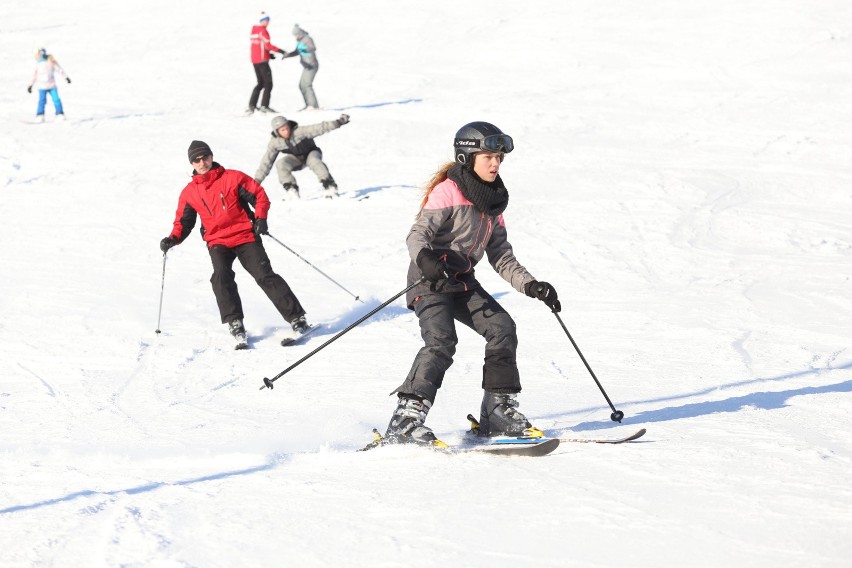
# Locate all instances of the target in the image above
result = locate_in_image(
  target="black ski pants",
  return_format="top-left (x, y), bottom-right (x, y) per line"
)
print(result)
top-left (248, 62), bottom-right (273, 109)
top-left (208, 241), bottom-right (304, 325)
top-left (392, 287), bottom-right (521, 403)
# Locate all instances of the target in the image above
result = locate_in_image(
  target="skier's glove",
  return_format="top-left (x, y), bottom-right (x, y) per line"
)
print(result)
top-left (160, 237), bottom-right (177, 253)
top-left (27, 85), bottom-right (32, 93)
top-left (337, 114), bottom-right (350, 126)
top-left (525, 280), bottom-right (561, 312)
top-left (66, 78), bottom-right (71, 84)
top-left (269, 52), bottom-right (276, 60)
top-left (253, 218), bottom-right (269, 236)
top-left (416, 249), bottom-right (449, 282)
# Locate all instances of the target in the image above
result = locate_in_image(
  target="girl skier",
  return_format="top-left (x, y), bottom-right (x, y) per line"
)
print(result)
top-left (27, 48), bottom-right (71, 122)
top-left (383, 121), bottom-right (562, 446)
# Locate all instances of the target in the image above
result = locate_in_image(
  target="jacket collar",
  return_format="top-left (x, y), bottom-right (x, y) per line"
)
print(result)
top-left (191, 163), bottom-right (225, 184)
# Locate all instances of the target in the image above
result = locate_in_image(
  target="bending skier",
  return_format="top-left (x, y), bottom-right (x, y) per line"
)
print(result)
top-left (383, 121), bottom-right (562, 446)
top-left (254, 114), bottom-right (350, 199)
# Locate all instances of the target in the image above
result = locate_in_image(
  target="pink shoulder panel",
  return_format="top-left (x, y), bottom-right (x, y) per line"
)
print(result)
top-left (424, 179), bottom-right (473, 210)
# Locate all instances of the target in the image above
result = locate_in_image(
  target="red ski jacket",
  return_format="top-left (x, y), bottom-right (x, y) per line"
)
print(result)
top-left (168, 164), bottom-right (271, 249)
top-left (250, 25), bottom-right (281, 64)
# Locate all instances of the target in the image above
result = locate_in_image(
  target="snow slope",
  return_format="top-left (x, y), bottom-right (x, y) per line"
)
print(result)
top-left (1, 1), bottom-right (851, 566)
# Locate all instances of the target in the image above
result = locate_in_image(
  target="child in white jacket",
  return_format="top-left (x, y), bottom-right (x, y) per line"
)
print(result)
top-left (27, 48), bottom-right (71, 122)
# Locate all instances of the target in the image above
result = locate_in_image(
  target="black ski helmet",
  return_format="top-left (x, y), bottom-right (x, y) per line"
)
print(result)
top-left (453, 121), bottom-right (514, 166)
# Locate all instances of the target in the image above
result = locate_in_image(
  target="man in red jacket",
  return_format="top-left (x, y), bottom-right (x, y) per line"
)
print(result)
top-left (160, 140), bottom-right (310, 349)
top-left (246, 12), bottom-right (287, 115)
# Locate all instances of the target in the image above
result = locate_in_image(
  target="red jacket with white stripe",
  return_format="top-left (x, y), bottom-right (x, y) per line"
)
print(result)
top-left (168, 164), bottom-right (270, 249)
top-left (250, 25), bottom-right (281, 64)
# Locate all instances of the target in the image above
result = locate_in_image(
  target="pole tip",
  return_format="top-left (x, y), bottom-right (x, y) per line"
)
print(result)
top-left (611, 410), bottom-right (624, 423)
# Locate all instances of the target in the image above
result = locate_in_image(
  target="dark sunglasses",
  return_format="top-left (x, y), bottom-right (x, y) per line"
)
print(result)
top-left (191, 154), bottom-right (211, 164)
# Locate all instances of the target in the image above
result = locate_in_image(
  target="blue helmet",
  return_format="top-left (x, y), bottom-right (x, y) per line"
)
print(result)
top-left (453, 121), bottom-right (514, 166)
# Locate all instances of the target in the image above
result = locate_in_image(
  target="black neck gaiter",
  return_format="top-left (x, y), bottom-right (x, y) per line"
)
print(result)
top-left (447, 163), bottom-right (509, 216)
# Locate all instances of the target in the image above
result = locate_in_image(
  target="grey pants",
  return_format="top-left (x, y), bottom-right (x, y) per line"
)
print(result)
top-left (299, 64), bottom-right (319, 108)
top-left (392, 288), bottom-right (521, 403)
top-left (275, 149), bottom-right (330, 186)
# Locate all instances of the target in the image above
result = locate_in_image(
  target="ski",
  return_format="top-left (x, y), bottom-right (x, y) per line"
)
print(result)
top-left (456, 437), bottom-right (560, 457)
top-left (557, 428), bottom-right (646, 444)
top-left (280, 323), bottom-right (322, 346)
top-left (359, 429), bottom-right (560, 457)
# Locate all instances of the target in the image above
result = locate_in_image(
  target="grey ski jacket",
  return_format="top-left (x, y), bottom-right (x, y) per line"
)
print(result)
top-left (405, 175), bottom-right (535, 308)
top-left (254, 119), bottom-right (341, 183)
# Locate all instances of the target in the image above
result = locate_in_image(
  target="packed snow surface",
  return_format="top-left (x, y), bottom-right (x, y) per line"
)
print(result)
top-left (1, 1), bottom-right (850, 566)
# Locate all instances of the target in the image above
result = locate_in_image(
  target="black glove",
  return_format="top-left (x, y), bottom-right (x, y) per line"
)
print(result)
top-left (337, 114), bottom-right (350, 126)
top-left (416, 249), bottom-right (448, 282)
top-left (66, 77), bottom-right (71, 84)
top-left (160, 237), bottom-right (177, 253)
top-left (27, 85), bottom-right (32, 93)
top-left (269, 52), bottom-right (276, 59)
top-left (254, 218), bottom-right (268, 236)
top-left (525, 280), bottom-right (561, 312)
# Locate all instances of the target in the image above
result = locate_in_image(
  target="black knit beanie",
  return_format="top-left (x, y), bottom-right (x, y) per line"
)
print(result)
top-left (187, 140), bottom-right (212, 163)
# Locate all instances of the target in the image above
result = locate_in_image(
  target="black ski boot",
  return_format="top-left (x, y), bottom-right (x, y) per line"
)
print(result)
top-left (384, 396), bottom-right (447, 447)
top-left (290, 315), bottom-right (309, 334)
top-left (228, 318), bottom-right (248, 350)
top-left (282, 182), bottom-right (300, 200)
top-left (320, 177), bottom-right (339, 199)
top-left (477, 391), bottom-right (543, 438)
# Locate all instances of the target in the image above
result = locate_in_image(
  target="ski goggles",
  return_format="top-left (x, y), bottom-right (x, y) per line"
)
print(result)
top-left (454, 134), bottom-right (514, 154)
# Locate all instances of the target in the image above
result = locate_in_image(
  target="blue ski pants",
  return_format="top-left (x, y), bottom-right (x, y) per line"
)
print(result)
top-left (36, 88), bottom-right (64, 116)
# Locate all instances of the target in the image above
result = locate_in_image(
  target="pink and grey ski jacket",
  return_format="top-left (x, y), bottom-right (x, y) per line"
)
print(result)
top-left (405, 175), bottom-right (535, 308)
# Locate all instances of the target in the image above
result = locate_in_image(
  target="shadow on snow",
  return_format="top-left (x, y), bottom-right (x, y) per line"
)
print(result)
top-left (330, 98), bottom-right (423, 111)
top-left (0, 453), bottom-right (290, 515)
top-left (562, 362), bottom-right (852, 433)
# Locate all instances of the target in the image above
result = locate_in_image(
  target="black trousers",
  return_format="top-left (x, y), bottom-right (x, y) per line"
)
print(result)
top-left (248, 62), bottom-right (273, 108)
top-left (208, 241), bottom-right (304, 324)
top-left (392, 287), bottom-right (521, 403)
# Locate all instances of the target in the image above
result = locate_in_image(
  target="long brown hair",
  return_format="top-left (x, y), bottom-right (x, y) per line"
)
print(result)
top-left (416, 161), bottom-right (456, 218)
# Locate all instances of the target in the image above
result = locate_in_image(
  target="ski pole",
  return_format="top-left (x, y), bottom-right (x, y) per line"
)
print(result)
top-left (155, 251), bottom-right (168, 334)
top-left (260, 277), bottom-right (424, 391)
top-left (552, 310), bottom-right (624, 423)
top-left (265, 232), bottom-right (363, 303)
